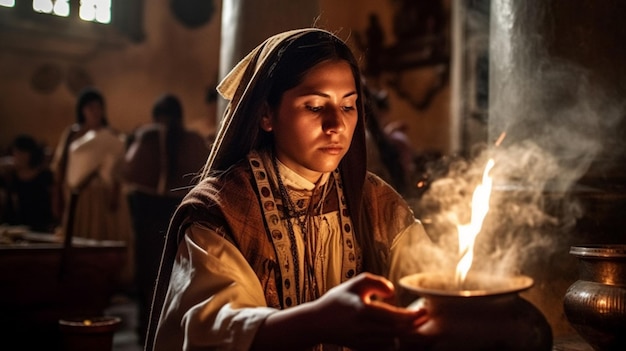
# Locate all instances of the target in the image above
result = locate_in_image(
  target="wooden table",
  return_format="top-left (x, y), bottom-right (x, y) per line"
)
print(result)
top-left (0, 231), bottom-right (127, 350)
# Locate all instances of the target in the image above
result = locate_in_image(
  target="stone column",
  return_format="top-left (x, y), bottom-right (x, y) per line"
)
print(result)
top-left (217, 0), bottom-right (320, 121)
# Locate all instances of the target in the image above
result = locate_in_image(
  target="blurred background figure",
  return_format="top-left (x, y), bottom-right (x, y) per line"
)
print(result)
top-left (123, 92), bottom-right (209, 344)
top-left (50, 87), bottom-right (133, 286)
top-left (0, 134), bottom-right (55, 233)
top-left (124, 93), bottom-right (209, 196)
top-left (363, 83), bottom-right (418, 197)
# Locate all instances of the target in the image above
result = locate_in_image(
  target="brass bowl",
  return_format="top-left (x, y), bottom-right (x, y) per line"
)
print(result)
top-left (564, 244), bottom-right (626, 351)
top-left (399, 271), bottom-right (533, 297)
top-left (398, 272), bottom-right (551, 351)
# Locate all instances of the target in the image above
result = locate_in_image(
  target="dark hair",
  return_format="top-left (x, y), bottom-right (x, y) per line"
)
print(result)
top-left (152, 93), bottom-right (185, 179)
top-left (152, 93), bottom-right (183, 124)
top-left (75, 87), bottom-right (108, 126)
top-left (11, 134), bottom-right (45, 168)
top-left (266, 32), bottom-right (360, 108)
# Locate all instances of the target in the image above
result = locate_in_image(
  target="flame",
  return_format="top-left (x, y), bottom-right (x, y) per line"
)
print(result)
top-left (495, 131), bottom-right (507, 147)
top-left (455, 158), bottom-right (495, 287)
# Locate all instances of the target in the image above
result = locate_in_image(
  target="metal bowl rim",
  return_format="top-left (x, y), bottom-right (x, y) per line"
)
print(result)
top-left (398, 272), bottom-right (534, 298)
top-left (570, 245), bottom-right (626, 258)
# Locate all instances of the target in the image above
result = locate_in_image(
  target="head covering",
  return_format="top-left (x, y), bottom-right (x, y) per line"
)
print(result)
top-left (203, 28), bottom-right (367, 183)
top-left (206, 26), bottom-right (377, 268)
top-left (202, 28), bottom-right (371, 262)
top-left (206, 29), bottom-right (316, 172)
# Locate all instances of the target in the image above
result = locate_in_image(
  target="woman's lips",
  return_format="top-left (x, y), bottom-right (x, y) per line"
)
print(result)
top-left (319, 145), bottom-right (344, 155)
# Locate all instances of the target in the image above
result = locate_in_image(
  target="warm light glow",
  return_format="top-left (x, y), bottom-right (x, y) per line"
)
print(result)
top-left (455, 158), bottom-right (495, 287)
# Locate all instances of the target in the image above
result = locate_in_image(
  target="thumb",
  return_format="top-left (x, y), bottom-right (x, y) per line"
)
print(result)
top-left (351, 273), bottom-right (395, 302)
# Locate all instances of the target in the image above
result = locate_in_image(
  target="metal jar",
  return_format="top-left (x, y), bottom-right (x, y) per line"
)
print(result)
top-left (563, 245), bottom-right (626, 351)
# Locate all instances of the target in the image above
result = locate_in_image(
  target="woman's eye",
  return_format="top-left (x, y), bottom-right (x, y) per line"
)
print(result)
top-left (341, 105), bottom-right (355, 112)
top-left (306, 105), bottom-right (323, 112)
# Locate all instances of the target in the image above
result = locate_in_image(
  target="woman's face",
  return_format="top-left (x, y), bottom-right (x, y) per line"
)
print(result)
top-left (82, 100), bottom-right (105, 129)
top-left (264, 59), bottom-right (358, 183)
top-left (11, 148), bottom-right (31, 170)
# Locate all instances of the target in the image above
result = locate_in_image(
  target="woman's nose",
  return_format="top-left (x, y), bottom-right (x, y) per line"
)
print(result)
top-left (322, 108), bottom-right (346, 134)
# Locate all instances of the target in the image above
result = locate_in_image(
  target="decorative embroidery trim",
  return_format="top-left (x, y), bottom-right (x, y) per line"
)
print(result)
top-left (248, 151), bottom-right (297, 308)
top-left (248, 151), bottom-right (357, 308)
top-left (272, 156), bottom-right (306, 302)
top-left (334, 168), bottom-right (358, 280)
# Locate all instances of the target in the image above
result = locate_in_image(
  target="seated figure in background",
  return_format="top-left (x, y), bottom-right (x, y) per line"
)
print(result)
top-left (0, 134), bottom-right (55, 233)
top-left (123, 93), bottom-right (209, 344)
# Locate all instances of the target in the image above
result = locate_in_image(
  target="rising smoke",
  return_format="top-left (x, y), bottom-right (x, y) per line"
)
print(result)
top-left (397, 2), bottom-right (625, 280)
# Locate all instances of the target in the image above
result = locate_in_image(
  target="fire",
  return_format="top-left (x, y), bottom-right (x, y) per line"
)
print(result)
top-left (455, 158), bottom-right (495, 287)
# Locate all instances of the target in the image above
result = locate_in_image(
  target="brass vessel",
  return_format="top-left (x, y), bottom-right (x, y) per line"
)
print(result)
top-left (399, 272), bottom-right (552, 351)
top-left (563, 244), bottom-right (626, 351)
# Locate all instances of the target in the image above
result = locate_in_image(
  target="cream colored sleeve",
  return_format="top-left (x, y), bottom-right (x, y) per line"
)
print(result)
top-left (154, 223), bottom-right (278, 351)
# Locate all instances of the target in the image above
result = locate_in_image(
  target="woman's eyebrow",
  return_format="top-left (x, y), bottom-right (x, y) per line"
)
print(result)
top-left (302, 90), bottom-right (358, 98)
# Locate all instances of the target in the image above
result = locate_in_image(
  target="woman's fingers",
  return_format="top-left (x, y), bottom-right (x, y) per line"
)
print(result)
top-left (344, 273), bottom-right (430, 334)
top-left (350, 272), bottom-right (396, 301)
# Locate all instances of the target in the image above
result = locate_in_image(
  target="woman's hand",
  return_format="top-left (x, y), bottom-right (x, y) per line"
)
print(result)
top-left (313, 272), bottom-right (428, 350)
top-left (251, 272), bottom-right (429, 351)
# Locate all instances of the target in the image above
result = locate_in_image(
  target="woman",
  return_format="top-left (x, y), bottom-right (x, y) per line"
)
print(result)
top-left (147, 28), bottom-right (431, 351)
top-left (124, 93), bottom-right (209, 344)
top-left (124, 93), bottom-right (209, 197)
top-left (50, 88), bottom-right (133, 283)
top-left (0, 134), bottom-right (55, 232)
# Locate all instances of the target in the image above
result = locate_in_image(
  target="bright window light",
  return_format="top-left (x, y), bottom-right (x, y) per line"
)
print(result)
top-left (0, 0), bottom-right (15, 8)
top-left (33, 0), bottom-right (53, 13)
top-left (33, 0), bottom-right (70, 17)
top-left (30, 0), bottom-right (111, 23)
top-left (80, 0), bottom-right (111, 24)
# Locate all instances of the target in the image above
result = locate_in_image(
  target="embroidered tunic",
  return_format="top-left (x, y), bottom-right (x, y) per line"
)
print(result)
top-left (147, 28), bottom-right (433, 351)
top-left (152, 151), bottom-right (426, 351)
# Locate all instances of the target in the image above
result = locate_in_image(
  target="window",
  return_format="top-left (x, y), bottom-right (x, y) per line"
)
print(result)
top-left (0, 0), bottom-right (144, 43)
top-left (79, 0), bottom-right (111, 23)
top-left (33, 0), bottom-right (70, 17)
top-left (31, 0), bottom-right (111, 23)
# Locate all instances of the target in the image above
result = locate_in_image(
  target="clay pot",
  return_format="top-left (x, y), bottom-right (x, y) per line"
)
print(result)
top-left (563, 244), bottom-right (626, 351)
top-left (398, 272), bottom-right (552, 351)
